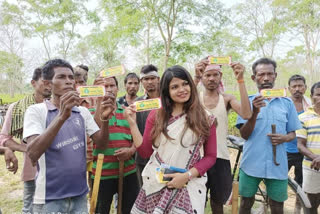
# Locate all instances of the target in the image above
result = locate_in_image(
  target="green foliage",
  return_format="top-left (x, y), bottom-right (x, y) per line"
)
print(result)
top-left (273, 0), bottom-right (320, 80)
top-left (0, 94), bottom-right (26, 104)
top-left (234, 0), bottom-right (286, 58)
top-left (228, 110), bottom-right (240, 136)
top-left (0, 51), bottom-right (24, 96)
top-left (1, 0), bottom-right (87, 59)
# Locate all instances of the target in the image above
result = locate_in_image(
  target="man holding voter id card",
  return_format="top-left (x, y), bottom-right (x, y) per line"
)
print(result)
top-left (135, 64), bottom-right (161, 187)
top-left (23, 59), bottom-right (113, 213)
top-left (236, 58), bottom-right (301, 214)
top-left (194, 57), bottom-right (252, 214)
top-left (92, 75), bottom-right (139, 214)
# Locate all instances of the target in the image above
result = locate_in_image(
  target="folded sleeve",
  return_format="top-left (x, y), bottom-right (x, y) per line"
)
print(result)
top-left (0, 103), bottom-right (15, 146)
top-left (23, 105), bottom-right (46, 142)
top-left (296, 116), bottom-right (307, 139)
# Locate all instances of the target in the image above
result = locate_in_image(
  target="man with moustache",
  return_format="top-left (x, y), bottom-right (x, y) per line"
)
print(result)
top-left (135, 64), bottom-right (160, 186)
top-left (0, 67), bottom-right (52, 213)
top-left (236, 58), bottom-right (302, 214)
top-left (194, 60), bottom-right (252, 214)
top-left (23, 59), bottom-right (113, 213)
top-left (118, 72), bottom-right (140, 107)
top-left (92, 76), bottom-right (139, 214)
top-left (286, 75), bottom-right (311, 213)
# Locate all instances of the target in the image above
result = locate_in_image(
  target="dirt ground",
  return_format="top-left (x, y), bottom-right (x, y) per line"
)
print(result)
top-left (0, 148), bottom-right (319, 213)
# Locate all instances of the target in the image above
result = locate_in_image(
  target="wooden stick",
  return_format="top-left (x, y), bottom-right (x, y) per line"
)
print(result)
top-left (117, 160), bottom-right (125, 214)
top-left (271, 124), bottom-right (280, 166)
top-left (90, 154), bottom-right (104, 214)
top-left (232, 182), bottom-right (239, 214)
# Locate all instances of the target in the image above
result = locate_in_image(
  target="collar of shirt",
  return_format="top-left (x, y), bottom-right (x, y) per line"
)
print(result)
top-left (45, 100), bottom-right (80, 113)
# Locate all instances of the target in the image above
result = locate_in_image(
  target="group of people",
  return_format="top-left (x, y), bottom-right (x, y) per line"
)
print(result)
top-left (0, 56), bottom-right (319, 214)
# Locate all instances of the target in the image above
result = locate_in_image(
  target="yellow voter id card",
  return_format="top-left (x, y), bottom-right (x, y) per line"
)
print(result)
top-left (208, 56), bottom-right (232, 65)
top-left (100, 65), bottom-right (125, 78)
top-left (135, 98), bottom-right (162, 112)
top-left (260, 88), bottom-right (287, 98)
top-left (77, 86), bottom-right (105, 98)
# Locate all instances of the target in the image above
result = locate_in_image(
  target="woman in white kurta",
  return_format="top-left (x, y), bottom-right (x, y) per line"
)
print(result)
top-left (125, 65), bottom-right (217, 214)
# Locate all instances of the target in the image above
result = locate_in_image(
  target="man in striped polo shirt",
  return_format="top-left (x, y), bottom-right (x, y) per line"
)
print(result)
top-left (93, 76), bottom-right (139, 214)
top-left (297, 82), bottom-right (320, 213)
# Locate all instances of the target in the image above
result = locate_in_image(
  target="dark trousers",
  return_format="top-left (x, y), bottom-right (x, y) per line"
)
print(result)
top-left (96, 172), bottom-right (139, 214)
top-left (287, 152), bottom-right (303, 186)
top-left (136, 163), bottom-right (146, 188)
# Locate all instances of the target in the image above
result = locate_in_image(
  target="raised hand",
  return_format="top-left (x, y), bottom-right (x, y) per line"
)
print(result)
top-left (252, 95), bottom-right (266, 113)
top-left (93, 76), bottom-right (106, 86)
top-left (100, 92), bottom-right (116, 120)
top-left (195, 58), bottom-right (209, 79)
top-left (59, 91), bottom-right (80, 121)
top-left (231, 62), bottom-right (245, 80)
top-left (124, 104), bottom-right (137, 125)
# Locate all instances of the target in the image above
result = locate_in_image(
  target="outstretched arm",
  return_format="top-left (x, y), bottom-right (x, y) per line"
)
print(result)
top-left (228, 63), bottom-right (252, 120)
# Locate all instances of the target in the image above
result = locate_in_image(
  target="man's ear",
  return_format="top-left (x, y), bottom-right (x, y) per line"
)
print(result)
top-left (251, 74), bottom-right (255, 81)
top-left (31, 80), bottom-right (36, 88)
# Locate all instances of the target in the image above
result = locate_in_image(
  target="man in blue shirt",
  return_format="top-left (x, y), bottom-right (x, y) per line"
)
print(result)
top-left (236, 58), bottom-right (301, 214)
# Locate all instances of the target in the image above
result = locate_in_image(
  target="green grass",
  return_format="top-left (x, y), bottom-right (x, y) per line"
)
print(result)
top-left (0, 152), bottom-right (24, 213)
top-left (0, 90), bottom-right (243, 213)
top-left (0, 152), bottom-right (234, 213)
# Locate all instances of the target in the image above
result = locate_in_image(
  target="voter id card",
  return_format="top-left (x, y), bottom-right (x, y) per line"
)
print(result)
top-left (260, 88), bottom-right (287, 98)
top-left (100, 65), bottom-right (125, 78)
top-left (208, 56), bottom-right (232, 65)
top-left (77, 86), bottom-right (105, 98)
top-left (134, 98), bottom-right (162, 112)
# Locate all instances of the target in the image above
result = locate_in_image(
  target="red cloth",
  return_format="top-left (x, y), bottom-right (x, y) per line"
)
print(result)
top-left (137, 110), bottom-right (217, 176)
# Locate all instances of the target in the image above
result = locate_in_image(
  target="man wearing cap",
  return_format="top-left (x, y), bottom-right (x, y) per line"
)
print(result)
top-left (135, 64), bottom-right (160, 186)
top-left (195, 59), bottom-right (252, 214)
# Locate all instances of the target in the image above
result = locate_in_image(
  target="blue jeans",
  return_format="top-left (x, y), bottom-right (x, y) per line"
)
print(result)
top-left (33, 194), bottom-right (88, 214)
top-left (22, 180), bottom-right (35, 214)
